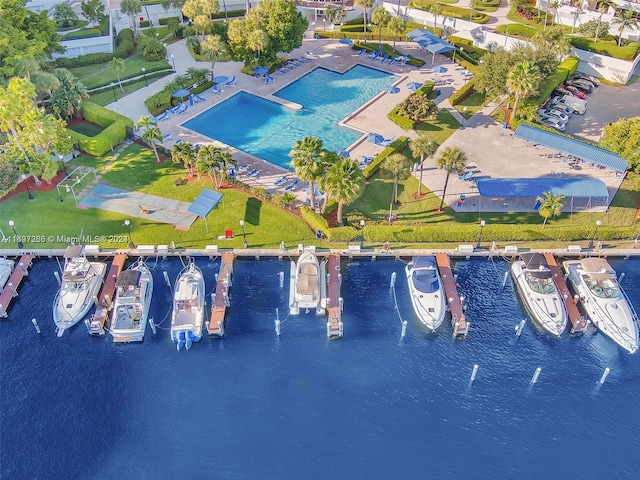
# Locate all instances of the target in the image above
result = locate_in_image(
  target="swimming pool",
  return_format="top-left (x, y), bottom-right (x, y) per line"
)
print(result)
top-left (182, 65), bottom-right (398, 168)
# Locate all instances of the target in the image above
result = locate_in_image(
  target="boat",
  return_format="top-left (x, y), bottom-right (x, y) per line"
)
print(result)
top-left (564, 258), bottom-right (639, 353)
top-left (53, 246), bottom-right (107, 337)
top-left (109, 259), bottom-right (154, 343)
top-left (171, 260), bottom-right (205, 350)
top-left (289, 250), bottom-right (326, 315)
top-left (510, 253), bottom-right (567, 336)
top-left (0, 257), bottom-right (14, 290)
top-left (405, 256), bottom-right (446, 331)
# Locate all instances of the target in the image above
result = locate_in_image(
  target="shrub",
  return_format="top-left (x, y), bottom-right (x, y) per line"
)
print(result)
top-left (211, 9), bottom-right (245, 19)
top-left (52, 28), bottom-right (135, 68)
top-left (362, 137), bottom-right (408, 178)
top-left (301, 207), bottom-right (331, 239)
top-left (578, 20), bottom-right (609, 38)
top-left (159, 16), bottom-right (180, 25)
top-left (70, 101), bottom-right (133, 156)
top-left (528, 56), bottom-right (579, 105)
top-left (449, 78), bottom-right (477, 105)
top-left (62, 28), bottom-right (103, 40)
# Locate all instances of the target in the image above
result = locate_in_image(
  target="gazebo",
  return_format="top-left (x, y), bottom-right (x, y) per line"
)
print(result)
top-left (407, 29), bottom-right (455, 64)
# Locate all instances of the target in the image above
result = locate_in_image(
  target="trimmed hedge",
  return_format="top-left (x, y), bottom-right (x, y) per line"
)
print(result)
top-left (362, 137), bottom-right (409, 179)
top-left (69, 101), bottom-right (133, 156)
top-left (569, 36), bottom-right (640, 61)
top-left (528, 56), bottom-right (579, 106)
top-left (53, 29), bottom-right (135, 68)
top-left (449, 78), bottom-right (477, 106)
top-left (62, 28), bottom-right (103, 40)
top-left (159, 16), bottom-right (180, 25)
top-left (212, 9), bottom-right (245, 19)
top-left (144, 80), bottom-right (213, 116)
top-left (388, 82), bottom-right (435, 129)
top-left (300, 207), bottom-right (331, 239)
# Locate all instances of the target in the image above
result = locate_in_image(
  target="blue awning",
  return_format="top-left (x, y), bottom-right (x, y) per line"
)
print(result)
top-left (476, 177), bottom-right (609, 199)
top-left (407, 29), bottom-right (455, 55)
top-left (514, 125), bottom-right (628, 173)
top-left (187, 189), bottom-right (223, 217)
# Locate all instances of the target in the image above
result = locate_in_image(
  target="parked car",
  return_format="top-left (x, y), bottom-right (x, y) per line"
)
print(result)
top-left (572, 72), bottom-right (600, 86)
top-left (566, 80), bottom-right (594, 93)
top-left (568, 76), bottom-right (596, 89)
top-left (561, 85), bottom-right (587, 99)
top-left (539, 117), bottom-right (566, 131)
top-left (552, 95), bottom-right (587, 114)
top-left (544, 101), bottom-right (572, 115)
top-left (538, 109), bottom-right (570, 123)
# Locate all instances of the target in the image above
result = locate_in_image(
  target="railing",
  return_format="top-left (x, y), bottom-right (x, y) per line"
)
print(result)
top-left (296, 0), bottom-right (355, 10)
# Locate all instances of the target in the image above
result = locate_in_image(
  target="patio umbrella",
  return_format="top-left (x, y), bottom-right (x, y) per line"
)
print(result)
top-left (253, 66), bottom-right (268, 76)
top-left (172, 89), bottom-right (190, 99)
top-left (406, 82), bottom-right (423, 91)
top-left (367, 133), bottom-right (384, 144)
top-left (213, 75), bottom-right (229, 84)
top-left (385, 85), bottom-right (400, 94)
top-left (335, 149), bottom-right (350, 158)
top-left (433, 66), bottom-right (448, 74)
top-left (338, 38), bottom-right (353, 45)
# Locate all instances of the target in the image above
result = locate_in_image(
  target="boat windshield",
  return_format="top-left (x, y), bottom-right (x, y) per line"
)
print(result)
top-left (584, 277), bottom-right (621, 299)
top-left (524, 273), bottom-right (556, 295)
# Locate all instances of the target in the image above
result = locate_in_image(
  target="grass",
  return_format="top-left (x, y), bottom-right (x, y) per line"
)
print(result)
top-left (569, 36), bottom-right (640, 61)
top-left (88, 72), bottom-right (172, 106)
top-left (68, 121), bottom-right (103, 137)
top-left (414, 108), bottom-right (461, 145)
top-left (453, 91), bottom-right (486, 118)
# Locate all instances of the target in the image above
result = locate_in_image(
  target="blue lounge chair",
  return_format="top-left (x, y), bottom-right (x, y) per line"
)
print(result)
top-left (379, 135), bottom-right (396, 147)
top-left (174, 139), bottom-right (182, 145)
top-left (369, 51), bottom-right (379, 60)
top-left (379, 54), bottom-right (389, 63)
top-left (265, 75), bottom-right (275, 84)
top-left (357, 49), bottom-right (366, 56)
top-left (225, 75), bottom-right (236, 86)
top-left (277, 68), bottom-right (288, 74)
top-left (306, 51), bottom-right (319, 58)
top-left (162, 133), bottom-right (172, 142)
top-left (155, 111), bottom-right (169, 121)
top-left (238, 164), bottom-right (249, 172)
top-left (284, 179), bottom-right (299, 191)
top-left (274, 175), bottom-right (288, 186)
top-left (169, 103), bottom-right (182, 114)
top-left (228, 168), bottom-right (236, 178)
top-left (195, 93), bottom-right (206, 102)
top-left (212, 85), bottom-right (220, 94)
top-left (458, 171), bottom-right (474, 181)
top-left (388, 56), bottom-right (396, 64)
top-left (177, 103), bottom-right (189, 114)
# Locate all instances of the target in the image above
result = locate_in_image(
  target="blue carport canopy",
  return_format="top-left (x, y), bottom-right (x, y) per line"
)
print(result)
top-left (514, 125), bottom-right (628, 173)
top-left (407, 29), bottom-right (455, 62)
top-left (188, 189), bottom-right (223, 231)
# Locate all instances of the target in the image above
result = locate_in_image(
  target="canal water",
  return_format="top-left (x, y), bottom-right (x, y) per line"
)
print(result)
top-left (1, 256), bottom-right (639, 479)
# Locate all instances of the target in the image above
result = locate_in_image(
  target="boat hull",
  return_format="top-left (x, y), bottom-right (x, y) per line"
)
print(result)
top-left (171, 263), bottom-right (205, 350)
top-left (0, 258), bottom-right (14, 290)
top-left (109, 263), bottom-right (154, 343)
top-left (405, 257), bottom-right (446, 331)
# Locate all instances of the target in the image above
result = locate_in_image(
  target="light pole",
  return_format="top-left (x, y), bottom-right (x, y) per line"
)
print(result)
top-left (463, 106), bottom-right (468, 126)
top-left (142, 67), bottom-right (148, 87)
top-left (123, 219), bottom-right (134, 249)
top-left (110, 82), bottom-right (117, 102)
top-left (588, 220), bottom-right (602, 249)
top-left (8, 221), bottom-right (23, 249)
top-left (476, 220), bottom-right (486, 249)
top-left (239, 220), bottom-right (248, 248)
top-left (21, 174), bottom-right (34, 200)
top-left (360, 219), bottom-right (365, 248)
top-left (171, 54), bottom-right (176, 71)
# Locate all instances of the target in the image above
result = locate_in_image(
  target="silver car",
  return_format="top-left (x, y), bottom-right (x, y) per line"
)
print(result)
top-left (539, 117), bottom-right (566, 132)
top-left (538, 109), bottom-right (570, 123)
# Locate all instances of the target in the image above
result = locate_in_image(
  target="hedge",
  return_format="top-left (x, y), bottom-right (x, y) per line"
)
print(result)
top-left (388, 82), bottom-right (435, 129)
top-left (62, 28), bottom-right (103, 40)
top-left (159, 16), bottom-right (180, 25)
top-left (212, 9), bottom-right (245, 19)
top-left (528, 56), bottom-right (579, 106)
top-left (69, 101), bottom-right (133, 156)
top-left (300, 207), bottom-right (331, 239)
top-left (569, 37), bottom-right (640, 61)
top-left (362, 137), bottom-right (409, 179)
top-left (449, 78), bottom-right (477, 105)
top-left (53, 29), bottom-right (135, 68)
top-left (140, 20), bottom-right (151, 28)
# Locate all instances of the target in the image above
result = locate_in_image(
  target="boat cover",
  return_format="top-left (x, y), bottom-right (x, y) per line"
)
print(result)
top-left (411, 257), bottom-right (439, 293)
top-left (579, 258), bottom-right (616, 279)
top-left (116, 270), bottom-right (141, 287)
top-left (520, 253), bottom-right (552, 279)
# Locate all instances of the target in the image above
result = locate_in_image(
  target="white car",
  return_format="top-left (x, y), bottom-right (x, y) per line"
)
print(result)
top-left (539, 117), bottom-right (566, 131)
top-left (538, 109), bottom-right (570, 123)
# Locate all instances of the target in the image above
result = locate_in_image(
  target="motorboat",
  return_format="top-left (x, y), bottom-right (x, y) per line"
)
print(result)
top-left (405, 256), bottom-right (446, 331)
top-left (53, 246), bottom-right (107, 337)
top-left (289, 250), bottom-right (326, 315)
top-left (511, 253), bottom-right (567, 336)
top-left (109, 259), bottom-right (154, 343)
top-left (171, 260), bottom-right (205, 350)
top-left (564, 258), bottom-right (639, 353)
top-left (0, 257), bottom-right (14, 289)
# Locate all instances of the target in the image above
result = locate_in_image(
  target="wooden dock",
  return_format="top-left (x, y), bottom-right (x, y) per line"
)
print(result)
top-left (325, 253), bottom-right (343, 339)
top-left (435, 253), bottom-right (469, 338)
top-left (0, 254), bottom-right (34, 318)
top-left (207, 252), bottom-right (234, 337)
top-left (88, 254), bottom-right (127, 335)
top-left (543, 253), bottom-right (589, 334)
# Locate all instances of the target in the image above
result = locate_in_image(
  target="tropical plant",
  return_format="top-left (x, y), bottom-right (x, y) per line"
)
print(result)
top-left (215, 149), bottom-right (237, 187)
top-left (109, 58), bottom-right (126, 93)
top-left (31, 72), bottom-right (60, 105)
top-left (355, 0), bottom-right (375, 41)
top-left (600, 117), bottom-right (640, 172)
top-left (593, 0), bottom-right (615, 42)
top-left (325, 5), bottom-right (346, 28)
top-left (410, 136), bottom-right (439, 197)
top-left (430, 2), bottom-right (443, 30)
top-left (136, 115), bottom-right (163, 162)
top-left (579, 20), bottom-right (610, 41)
top-left (435, 146), bottom-right (467, 211)
top-left (81, 0), bottom-right (106, 27)
top-left (247, 29), bottom-right (268, 60)
top-left (612, 9), bottom-right (639, 47)
top-left (371, 7), bottom-right (391, 48)
top-left (397, 95), bottom-right (439, 123)
top-left (200, 34), bottom-right (227, 79)
top-left (50, 69), bottom-right (88, 121)
top-left (289, 136), bottom-right (325, 210)
top-left (142, 37), bottom-right (166, 61)
top-left (186, 35), bottom-right (201, 54)
top-left (531, 26), bottom-right (571, 60)
top-left (53, 3), bottom-right (77, 28)
top-left (195, 144), bottom-right (222, 186)
top-left (387, 16), bottom-right (407, 52)
top-left (322, 157), bottom-right (366, 226)
top-left (506, 60), bottom-right (540, 121)
top-left (536, 191), bottom-right (565, 227)
top-left (183, 0), bottom-right (219, 37)
top-left (381, 153), bottom-right (412, 221)
top-left (120, 0), bottom-right (142, 40)
top-left (171, 141), bottom-right (196, 176)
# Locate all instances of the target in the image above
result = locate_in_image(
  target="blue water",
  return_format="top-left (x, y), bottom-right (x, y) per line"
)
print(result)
top-left (182, 66), bottom-right (397, 168)
top-left (1, 256), bottom-right (639, 479)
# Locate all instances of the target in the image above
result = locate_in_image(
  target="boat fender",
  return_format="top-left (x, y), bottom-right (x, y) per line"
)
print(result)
top-left (335, 265), bottom-right (340, 271)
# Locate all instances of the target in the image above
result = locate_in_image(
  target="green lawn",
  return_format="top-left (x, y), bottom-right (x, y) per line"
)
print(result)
top-left (68, 121), bottom-right (103, 137)
top-left (88, 72), bottom-right (172, 106)
top-left (454, 91), bottom-right (486, 118)
top-left (414, 108), bottom-right (461, 145)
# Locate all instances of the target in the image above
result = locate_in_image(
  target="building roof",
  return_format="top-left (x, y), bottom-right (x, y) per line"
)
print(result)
top-left (407, 29), bottom-right (455, 55)
top-left (514, 125), bottom-right (628, 173)
top-left (475, 177), bottom-right (609, 199)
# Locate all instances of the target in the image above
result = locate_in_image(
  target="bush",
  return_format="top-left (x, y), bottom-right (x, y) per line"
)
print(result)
top-left (139, 20), bottom-right (150, 28)
top-left (578, 20), bottom-right (609, 39)
top-left (300, 207), bottom-right (331, 239)
top-left (362, 137), bottom-right (408, 178)
top-left (449, 78), bottom-right (477, 105)
top-left (515, 5), bottom-right (547, 24)
top-left (211, 9), bottom-right (245, 19)
top-left (528, 56), bottom-right (579, 105)
top-left (69, 101), bottom-right (133, 156)
top-left (62, 28), bottom-right (103, 40)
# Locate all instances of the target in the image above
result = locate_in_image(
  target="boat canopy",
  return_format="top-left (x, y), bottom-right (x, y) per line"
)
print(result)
top-left (411, 257), bottom-right (439, 293)
top-left (116, 270), bottom-right (141, 287)
top-left (176, 280), bottom-right (198, 300)
top-left (580, 258), bottom-right (616, 279)
top-left (520, 253), bottom-right (552, 279)
top-left (64, 245), bottom-right (84, 259)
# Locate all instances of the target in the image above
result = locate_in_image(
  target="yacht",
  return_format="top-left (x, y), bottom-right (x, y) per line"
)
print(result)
top-left (109, 259), bottom-right (154, 343)
top-left (53, 246), bottom-right (107, 337)
top-left (564, 258), bottom-right (639, 353)
top-left (405, 256), bottom-right (446, 331)
top-left (0, 257), bottom-right (14, 289)
top-left (171, 260), bottom-right (205, 350)
top-left (511, 253), bottom-right (567, 336)
top-left (289, 250), bottom-right (326, 315)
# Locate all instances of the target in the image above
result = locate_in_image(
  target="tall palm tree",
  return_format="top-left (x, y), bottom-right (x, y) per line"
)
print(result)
top-left (171, 141), bottom-right (196, 176)
top-left (570, 3), bottom-right (584, 36)
top-left (120, 0), bottom-right (142, 40)
top-left (196, 144), bottom-right (222, 186)
top-left (612, 9), bottom-right (639, 47)
top-left (435, 146), bottom-right (467, 211)
top-left (289, 136), bottom-right (324, 210)
top-left (135, 114), bottom-right (156, 133)
top-left (430, 3), bottom-right (443, 30)
top-left (382, 153), bottom-right (412, 221)
top-left (506, 61), bottom-right (540, 122)
top-left (325, 6), bottom-right (337, 30)
top-left (372, 7), bottom-right (391, 48)
top-left (315, 150), bottom-right (340, 214)
top-left (322, 157), bottom-right (366, 226)
top-left (31, 72), bottom-right (60, 106)
top-left (355, 0), bottom-right (375, 42)
top-left (109, 58), bottom-right (126, 93)
top-left (215, 149), bottom-right (237, 187)
top-left (536, 191), bottom-right (565, 227)
top-left (333, 5), bottom-right (347, 25)
top-left (136, 115), bottom-right (162, 162)
top-left (388, 16), bottom-right (406, 53)
top-left (200, 34), bottom-right (227, 79)
top-left (594, 0), bottom-right (615, 42)
top-left (410, 136), bottom-right (439, 197)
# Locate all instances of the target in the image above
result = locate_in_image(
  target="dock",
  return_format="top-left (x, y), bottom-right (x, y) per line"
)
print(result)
top-left (435, 253), bottom-right (469, 338)
top-left (0, 254), bottom-right (34, 318)
top-left (87, 254), bottom-right (127, 335)
top-left (325, 253), bottom-right (343, 339)
top-left (543, 253), bottom-right (589, 334)
top-left (207, 252), bottom-right (234, 337)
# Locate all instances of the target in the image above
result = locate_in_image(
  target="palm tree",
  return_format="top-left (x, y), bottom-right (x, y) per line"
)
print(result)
top-left (371, 7), bottom-right (391, 48)
top-left (120, 0), bottom-right (142, 40)
top-left (570, 3), bottom-right (584, 36)
top-left (323, 158), bottom-right (366, 226)
top-left (355, 0), bottom-right (375, 42)
top-left (333, 5), bottom-right (347, 26)
top-left (186, 67), bottom-right (209, 83)
top-left (289, 136), bottom-right (324, 210)
top-left (536, 191), bottom-right (565, 227)
top-left (388, 16), bottom-right (406, 53)
top-left (325, 6), bottom-right (337, 30)
top-left (435, 146), bottom-right (467, 211)
top-left (171, 141), bottom-right (196, 176)
top-left (196, 145), bottom-right (222, 186)
top-left (186, 35), bottom-right (201, 55)
top-left (247, 29), bottom-right (268, 62)
top-left (31, 72), bottom-right (60, 106)
top-left (53, 2), bottom-right (77, 28)
top-left (109, 58), bottom-right (126, 93)
top-left (612, 9), bottom-right (639, 47)
top-left (382, 153), bottom-right (412, 221)
top-left (594, 0), bottom-right (616, 42)
top-left (410, 136), bottom-right (439, 197)
top-left (506, 61), bottom-right (540, 122)
top-left (136, 115), bottom-right (162, 162)
top-left (200, 34), bottom-right (227, 80)
top-left (215, 149), bottom-right (237, 187)
top-left (14, 58), bottom-right (41, 81)
top-left (430, 3), bottom-right (443, 30)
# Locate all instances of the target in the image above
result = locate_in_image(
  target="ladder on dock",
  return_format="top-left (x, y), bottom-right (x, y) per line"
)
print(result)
top-left (325, 253), bottom-right (343, 339)
top-left (0, 254), bottom-right (34, 318)
top-left (207, 252), bottom-right (234, 337)
top-left (435, 253), bottom-right (469, 338)
top-left (88, 254), bottom-right (127, 335)
top-left (543, 253), bottom-right (589, 334)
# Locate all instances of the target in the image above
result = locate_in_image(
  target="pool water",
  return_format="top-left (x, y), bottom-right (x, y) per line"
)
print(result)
top-left (182, 66), bottom-right (397, 168)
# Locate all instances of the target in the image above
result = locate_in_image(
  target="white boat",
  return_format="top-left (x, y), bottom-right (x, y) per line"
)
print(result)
top-left (289, 250), bottom-right (326, 315)
top-left (511, 253), bottom-right (567, 336)
top-left (0, 257), bottom-right (14, 290)
top-left (564, 258), bottom-right (639, 354)
top-left (109, 259), bottom-right (153, 343)
top-left (171, 260), bottom-right (205, 350)
top-left (53, 246), bottom-right (107, 337)
top-left (405, 256), bottom-right (446, 331)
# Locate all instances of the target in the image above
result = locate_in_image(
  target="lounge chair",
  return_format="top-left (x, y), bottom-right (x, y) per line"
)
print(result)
top-left (379, 135), bottom-right (396, 147)
top-left (287, 61), bottom-right (298, 69)
top-left (195, 93), bottom-right (206, 102)
top-left (155, 111), bottom-right (169, 121)
top-left (265, 75), bottom-right (275, 84)
top-left (379, 54), bottom-right (389, 63)
top-left (177, 103), bottom-right (189, 114)
top-left (277, 68), bottom-right (289, 74)
top-left (162, 133), bottom-right (172, 142)
top-left (225, 75), bottom-right (236, 86)
top-left (284, 179), bottom-right (299, 191)
top-left (174, 139), bottom-right (182, 145)
top-left (368, 51), bottom-right (379, 60)
top-left (305, 51), bottom-right (319, 58)
top-left (298, 57), bottom-right (311, 63)
top-left (246, 169), bottom-right (259, 178)
top-left (228, 168), bottom-right (236, 178)
top-left (169, 103), bottom-right (182, 114)
top-left (274, 175), bottom-right (288, 186)
top-left (458, 171), bottom-right (474, 181)
top-left (387, 56), bottom-right (396, 64)
top-left (212, 85), bottom-right (220, 94)
top-left (357, 49), bottom-right (366, 56)
top-left (238, 164), bottom-right (249, 172)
